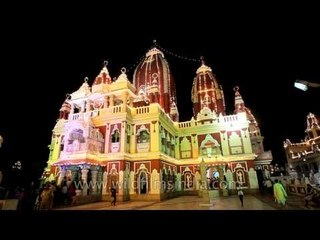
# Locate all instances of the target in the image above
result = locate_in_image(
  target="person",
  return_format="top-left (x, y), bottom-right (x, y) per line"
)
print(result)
top-left (39, 183), bottom-right (54, 210)
top-left (237, 184), bottom-right (244, 207)
top-left (111, 184), bottom-right (117, 206)
top-left (264, 178), bottom-right (273, 194)
top-left (304, 184), bottom-right (315, 207)
top-left (273, 179), bottom-right (287, 207)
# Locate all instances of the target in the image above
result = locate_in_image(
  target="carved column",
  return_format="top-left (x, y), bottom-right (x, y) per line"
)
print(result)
top-left (130, 124), bottom-right (136, 154)
top-left (109, 95), bottom-right (114, 107)
top-left (57, 167), bottom-right (66, 186)
top-left (200, 158), bottom-right (209, 201)
top-left (120, 121), bottom-right (126, 152)
top-left (97, 169), bottom-right (103, 195)
top-left (81, 168), bottom-right (89, 196)
top-left (129, 96), bottom-right (133, 107)
top-left (86, 100), bottom-right (91, 112)
top-left (91, 170), bottom-right (98, 195)
top-left (122, 92), bottom-right (128, 111)
top-left (104, 96), bottom-right (109, 109)
top-left (129, 171), bottom-right (135, 195)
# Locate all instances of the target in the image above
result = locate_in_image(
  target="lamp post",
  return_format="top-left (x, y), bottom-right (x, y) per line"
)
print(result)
top-left (294, 79), bottom-right (320, 91)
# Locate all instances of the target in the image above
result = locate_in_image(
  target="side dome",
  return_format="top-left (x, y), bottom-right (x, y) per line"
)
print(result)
top-left (191, 59), bottom-right (225, 116)
top-left (133, 47), bottom-right (178, 119)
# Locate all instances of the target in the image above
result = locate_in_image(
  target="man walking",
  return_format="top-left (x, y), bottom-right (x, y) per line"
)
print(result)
top-left (111, 184), bottom-right (117, 206)
top-left (237, 184), bottom-right (244, 207)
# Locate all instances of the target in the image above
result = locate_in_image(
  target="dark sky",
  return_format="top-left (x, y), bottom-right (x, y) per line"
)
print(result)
top-left (0, 6), bottom-right (319, 183)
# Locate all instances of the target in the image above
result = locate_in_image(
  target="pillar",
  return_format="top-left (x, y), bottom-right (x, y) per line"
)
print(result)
top-left (86, 100), bottom-right (91, 112)
top-left (122, 92), bottom-right (128, 110)
top-left (151, 121), bottom-right (159, 152)
top-left (174, 137), bottom-right (180, 159)
top-left (150, 169), bottom-right (160, 194)
top-left (51, 136), bottom-right (61, 162)
top-left (81, 168), bottom-right (89, 196)
top-left (191, 134), bottom-right (198, 158)
top-left (200, 159), bottom-right (207, 190)
top-left (241, 128), bottom-right (252, 153)
top-left (97, 169), bottom-right (103, 195)
top-left (81, 101), bottom-right (85, 113)
top-left (200, 159), bottom-right (209, 201)
top-left (120, 121), bottom-right (126, 152)
top-left (91, 170), bottom-right (98, 195)
top-left (57, 167), bottom-right (66, 186)
top-left (102, 171), bottom-right (108, 196)
top-left (129, 97), bottom-right (133, 107)
top-left (130, 124), bottom-right (136, 154)
top-left (220, 131), bottom-right (230, 155)
top-left (104, 96), bottom-right (109, 109)
top-left (129, 171), bottom-right (135, 195)
top-left (109, 95), bottom-right (114, 107)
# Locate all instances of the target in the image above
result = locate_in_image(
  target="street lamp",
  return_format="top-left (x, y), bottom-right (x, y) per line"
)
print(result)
top-left (294, 79), bottom-right (320, 91)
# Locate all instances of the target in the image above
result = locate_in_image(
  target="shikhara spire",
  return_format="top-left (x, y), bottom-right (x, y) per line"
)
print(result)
top-left (233, 86), bottom-right (258, 127)
top-left (306, 112), bottom-right (320, 139)
top-left (93, 61), bottom-right (112, 86)
top-left (234, 86), bottom-right (245, 113)
top-left (191, 60), bottom-right (225, 116)
top-left (133, 46), bottom-right (178, 121)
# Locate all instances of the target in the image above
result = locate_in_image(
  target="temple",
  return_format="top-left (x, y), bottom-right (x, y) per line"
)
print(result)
top-left (43, 46), bottom-right (272, 203)
top-left (283, 112), bottom-right (320, 185)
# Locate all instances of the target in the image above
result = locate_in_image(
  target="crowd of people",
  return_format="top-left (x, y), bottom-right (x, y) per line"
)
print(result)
top-left (0, 177), bottom-right (79, 210)
top-left (34, 178), bottom-right (77, 210)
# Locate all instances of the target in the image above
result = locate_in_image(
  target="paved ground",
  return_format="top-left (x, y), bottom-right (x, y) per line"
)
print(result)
top-left (56, 192), bottom-right (320, 211)
top-left (140, 195), bottom-right (275, 210)
top-left (56, 195), bottom-right (273, 210)
top-left (253, 192), bottom-right (319, 210)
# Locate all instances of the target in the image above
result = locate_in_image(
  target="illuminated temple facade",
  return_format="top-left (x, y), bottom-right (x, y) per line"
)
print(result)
top-left (283, 113), bottom-right (320, 183)
top-left (44, 47), bottom-right (271, 202)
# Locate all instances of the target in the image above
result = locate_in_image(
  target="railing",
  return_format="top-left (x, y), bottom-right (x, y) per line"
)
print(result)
top-left (178, 121), bottom-right (192, 128)
top-left (136, 106), bottom-right (150, 115)
top-left (69, 105), bottom-right (125, 121)
top-left (90, 110), bottom-right (100, 117)
top-left (112, 105), bottom-right (122, 113)
top-left (70, 113), bottom-right (83, 121)
top-left (222, 115), bottom-right (238, 122)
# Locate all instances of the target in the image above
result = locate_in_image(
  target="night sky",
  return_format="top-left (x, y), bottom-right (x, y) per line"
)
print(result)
top-left (0, 6), bottom-right (319, 184)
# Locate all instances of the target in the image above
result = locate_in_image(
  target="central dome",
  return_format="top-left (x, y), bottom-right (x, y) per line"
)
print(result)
top-left (133, 47), bottom-right (178, 120)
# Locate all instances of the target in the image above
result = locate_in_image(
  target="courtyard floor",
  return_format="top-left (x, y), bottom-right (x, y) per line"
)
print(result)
top-left (56, 193), bottom-right (318, 210)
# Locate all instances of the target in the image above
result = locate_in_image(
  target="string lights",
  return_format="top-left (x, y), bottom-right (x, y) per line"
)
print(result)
top-left (153, 40), bottom-right (201, 63)
top-left (125, 40), bottom-right (201, 72)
